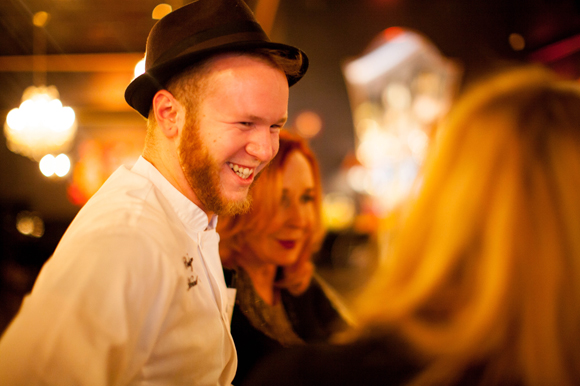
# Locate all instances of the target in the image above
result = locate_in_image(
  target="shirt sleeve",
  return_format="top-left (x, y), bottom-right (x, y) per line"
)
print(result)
top-left (0, 230), bottom-right (177, 386)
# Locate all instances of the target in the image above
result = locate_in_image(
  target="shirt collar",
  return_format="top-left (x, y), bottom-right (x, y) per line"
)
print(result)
top-left (131, 156), bottom-right (218, 232)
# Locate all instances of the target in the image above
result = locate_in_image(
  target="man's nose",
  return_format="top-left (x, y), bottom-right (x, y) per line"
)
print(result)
top-left (246, 128), bottom-right (277, 162)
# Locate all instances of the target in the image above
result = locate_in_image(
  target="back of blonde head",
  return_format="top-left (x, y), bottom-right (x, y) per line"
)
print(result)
top-left (356, 66), bottom-right (580, 385)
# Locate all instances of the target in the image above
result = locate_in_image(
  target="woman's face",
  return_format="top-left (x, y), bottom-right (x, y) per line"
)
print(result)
top-left (246, 150), bottom-right (317, 268)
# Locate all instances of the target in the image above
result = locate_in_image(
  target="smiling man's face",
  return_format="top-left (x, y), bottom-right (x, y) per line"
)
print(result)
top-left (177, 53), bottom-right (289, 216)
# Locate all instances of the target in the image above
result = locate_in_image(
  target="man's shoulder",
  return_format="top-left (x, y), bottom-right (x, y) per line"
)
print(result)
top-left (64, 166), bottom-right (188, 249)
top-left (91, 164), bottom-right (154, 204)
top-left (84, 166), bottom-right (173, 220)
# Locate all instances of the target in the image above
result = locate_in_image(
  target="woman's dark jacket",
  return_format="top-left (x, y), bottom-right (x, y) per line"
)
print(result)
top-left (224, 268), bottom-right (348, 385)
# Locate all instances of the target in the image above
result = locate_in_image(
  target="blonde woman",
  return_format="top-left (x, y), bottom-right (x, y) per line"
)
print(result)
top-left (243, 65), bottom-right (580, 386)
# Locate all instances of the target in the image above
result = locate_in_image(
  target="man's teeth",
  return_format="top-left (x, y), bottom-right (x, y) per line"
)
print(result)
top-left (229, 163), bottom-right (252, 179)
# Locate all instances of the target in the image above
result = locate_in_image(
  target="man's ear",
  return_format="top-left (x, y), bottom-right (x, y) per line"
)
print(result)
top-left (152, 90), bottom-right (185, 139)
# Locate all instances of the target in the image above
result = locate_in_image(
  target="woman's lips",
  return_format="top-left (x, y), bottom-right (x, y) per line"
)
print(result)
top-left (278, 240), bottom-right (296, 249)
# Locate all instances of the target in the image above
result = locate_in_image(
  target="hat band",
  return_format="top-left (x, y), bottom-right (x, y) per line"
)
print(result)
top-left (152, 21), bottom-right (269, 68)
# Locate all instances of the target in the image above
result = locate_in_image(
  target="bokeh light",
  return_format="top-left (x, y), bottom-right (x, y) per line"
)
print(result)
top-left (16, 211), bottom-right (44, 238)
top-left (294, 110), bottom-right (323, 138)
top-left (509, 33), bottom-right (526, 51)
top-left (152, 3), bottom-right (172, 19)
top-left (4, 86), bottom-right (77, 161)
top-left (39, 153), bottom-right (71, 177)
top-left (342, 28), bottom-right (459, 215)
top-left (322, 192), bottom-right (356, 231)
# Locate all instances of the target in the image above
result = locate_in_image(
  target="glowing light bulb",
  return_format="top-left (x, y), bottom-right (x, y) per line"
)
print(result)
top-left (54, 153), bottom-right (71, 177)
top-left (39, 154), bottom-right (56, 176)
top-left (6, 108), bottom-right (22, 131)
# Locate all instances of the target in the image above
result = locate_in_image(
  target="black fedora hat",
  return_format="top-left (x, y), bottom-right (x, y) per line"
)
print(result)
top-left (125, 0), bottom-right (309, 118)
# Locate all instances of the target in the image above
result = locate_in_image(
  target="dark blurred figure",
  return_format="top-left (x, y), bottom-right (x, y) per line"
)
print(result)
top-left (242, 65), bottom-right (580, 386)
top-left (0, 204), bottom-right (68, 334)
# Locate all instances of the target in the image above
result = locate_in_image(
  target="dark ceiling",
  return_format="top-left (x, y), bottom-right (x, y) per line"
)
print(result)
top-left (0, 0), bottom-right (157, 55)
top-left (1, 0), bottom-right (580, 222)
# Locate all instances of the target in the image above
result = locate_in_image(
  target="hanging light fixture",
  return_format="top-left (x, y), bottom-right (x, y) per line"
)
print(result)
top-left (4, 85), bottom-right (77, 161)
top-left (342, 28), bottom-right (460, 214)
top-left (3, 11), bottom-right (77, 167)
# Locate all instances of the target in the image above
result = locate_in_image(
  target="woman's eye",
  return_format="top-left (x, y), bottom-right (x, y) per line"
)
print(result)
top-left (300, 195), bottom-right (315, 203)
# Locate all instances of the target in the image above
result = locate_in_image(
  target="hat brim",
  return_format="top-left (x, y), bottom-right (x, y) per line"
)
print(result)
top-left (125, 40), bottom-right (308, 118)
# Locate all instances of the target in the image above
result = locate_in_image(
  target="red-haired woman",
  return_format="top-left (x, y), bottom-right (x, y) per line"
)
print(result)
top-left (217, 131), bottom-right (349, 385)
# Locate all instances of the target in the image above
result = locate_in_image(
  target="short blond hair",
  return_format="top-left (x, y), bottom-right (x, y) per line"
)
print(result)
top-left (356, 65), bottom-right (580, 385)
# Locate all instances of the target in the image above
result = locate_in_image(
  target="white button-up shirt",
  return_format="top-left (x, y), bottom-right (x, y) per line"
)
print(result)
top-left (0, 157), bottom-right (237, 386)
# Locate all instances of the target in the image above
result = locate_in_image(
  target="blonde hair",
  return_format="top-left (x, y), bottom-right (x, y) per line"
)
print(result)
top-left (218, 131), bottom-right (325, 273)
top-left (355, 66), bottom-right (580, 385)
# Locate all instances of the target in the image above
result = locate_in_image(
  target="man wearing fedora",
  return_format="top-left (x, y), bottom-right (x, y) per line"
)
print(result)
top-left (0, 0), bottom-right (307, 385)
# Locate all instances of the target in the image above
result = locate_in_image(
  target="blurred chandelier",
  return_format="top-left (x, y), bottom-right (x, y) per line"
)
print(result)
top-left (342, 27), bottom-right (460, 214)
top-left (3, 11), bottom-right (77, 163)
top-left (4, 85), bottom-right (77, 161)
